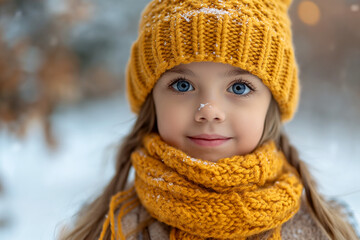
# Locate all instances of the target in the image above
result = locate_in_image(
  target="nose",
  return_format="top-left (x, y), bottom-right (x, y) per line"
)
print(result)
top-left (195, 103), bottom-right (225, 123)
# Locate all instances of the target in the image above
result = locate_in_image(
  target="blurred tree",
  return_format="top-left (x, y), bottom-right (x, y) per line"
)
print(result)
top-left (0, 2), bottom-right (122, 227)
top-left (0, 32), bottom-right (26, 138)
top-left (0, 0), bottom-right (121, 148)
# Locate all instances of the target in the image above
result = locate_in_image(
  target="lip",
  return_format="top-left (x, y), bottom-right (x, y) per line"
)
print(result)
top-left (188, 134), bottom-right (232, 147)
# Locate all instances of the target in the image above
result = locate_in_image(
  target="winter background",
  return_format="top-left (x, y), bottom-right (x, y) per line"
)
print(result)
top-left (0, 0), bottom-right (359, 239)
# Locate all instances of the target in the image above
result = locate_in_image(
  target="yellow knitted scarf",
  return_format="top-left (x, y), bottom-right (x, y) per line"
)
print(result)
top-left (100, 133), bottom-right (303, 240)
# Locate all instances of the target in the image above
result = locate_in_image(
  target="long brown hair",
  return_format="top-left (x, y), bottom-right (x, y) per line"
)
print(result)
top-left (58, 93), bottom-right (359, 240)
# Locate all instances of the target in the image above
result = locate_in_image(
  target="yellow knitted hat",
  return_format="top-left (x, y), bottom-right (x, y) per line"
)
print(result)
top-left (125, 0), bottom-right (300, 122)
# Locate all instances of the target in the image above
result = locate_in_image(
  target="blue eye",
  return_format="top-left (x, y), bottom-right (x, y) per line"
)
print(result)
top-left (228, 82), bottom-right (251, 95)
top-left (171, 79), bottom-right (194, 92)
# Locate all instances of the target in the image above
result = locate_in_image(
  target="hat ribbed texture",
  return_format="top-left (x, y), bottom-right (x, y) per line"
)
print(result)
top-left (125, 0), bottom-right (300, 122)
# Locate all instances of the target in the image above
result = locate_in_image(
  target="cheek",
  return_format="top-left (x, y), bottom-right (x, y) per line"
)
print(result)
top-left (155, 100), bottom-right (189, 143)
top-left (232, 105), bottom-right (267, 143)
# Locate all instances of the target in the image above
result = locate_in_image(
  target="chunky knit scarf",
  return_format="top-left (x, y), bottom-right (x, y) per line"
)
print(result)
top-left (100, 133), bottom-right (303, 240)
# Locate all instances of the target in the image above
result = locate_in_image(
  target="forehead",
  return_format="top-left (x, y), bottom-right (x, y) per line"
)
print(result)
top-left (160, 61), bottom-right (263, 84)
top-left (161, 62), bottom-right (254, 79)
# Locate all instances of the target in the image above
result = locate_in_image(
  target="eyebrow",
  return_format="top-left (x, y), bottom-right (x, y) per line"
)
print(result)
top-left (163, 67), bottom-right (250, 78)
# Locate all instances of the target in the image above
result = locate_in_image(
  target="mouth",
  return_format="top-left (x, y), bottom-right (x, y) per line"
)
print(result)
top-left (188, 134), bottom-right (232, 147)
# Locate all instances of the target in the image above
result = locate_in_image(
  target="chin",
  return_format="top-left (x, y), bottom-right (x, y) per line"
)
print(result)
top-left (192, 152), bottom-right (222, 162)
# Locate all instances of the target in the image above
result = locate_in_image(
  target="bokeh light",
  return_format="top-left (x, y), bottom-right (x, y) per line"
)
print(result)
top-left (298, 1), bottom-right (321, 26)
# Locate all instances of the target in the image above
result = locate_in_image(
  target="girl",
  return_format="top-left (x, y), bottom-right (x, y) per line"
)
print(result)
top-left (60, 0), bottom-right (359, 239)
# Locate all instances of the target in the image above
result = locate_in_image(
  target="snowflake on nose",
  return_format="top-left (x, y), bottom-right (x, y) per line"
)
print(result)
top-left (198, 103), bottom-right (213, 111)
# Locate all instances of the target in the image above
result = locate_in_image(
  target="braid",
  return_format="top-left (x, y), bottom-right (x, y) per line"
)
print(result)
top-left (279, 132), bottom-right (359, 240)
top-left (59, 93), bottom-right (157, 240)
top-left (258, 97), bottom-right (359, 240)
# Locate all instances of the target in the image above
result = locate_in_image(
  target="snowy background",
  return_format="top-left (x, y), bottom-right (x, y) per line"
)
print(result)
top-left (0, 0), bottom-right (359, 239)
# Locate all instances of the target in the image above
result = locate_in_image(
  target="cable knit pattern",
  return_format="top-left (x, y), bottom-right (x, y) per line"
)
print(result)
top-left (125, 133), bottom-right (303, 239)
top-left (118, 194), bottom-right (330, 240)
top-left (125, 0), bottom-right (300, 122)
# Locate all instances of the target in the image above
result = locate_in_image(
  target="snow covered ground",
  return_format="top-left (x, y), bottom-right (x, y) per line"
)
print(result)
top-left (0, 93), bottom-right (135, 239)
top-left (0, 91), bottom-right (359, 239)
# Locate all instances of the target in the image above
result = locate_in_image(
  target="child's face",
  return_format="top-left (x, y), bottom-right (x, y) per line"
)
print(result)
top-left (153, 62), bottom-right (272, 162)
